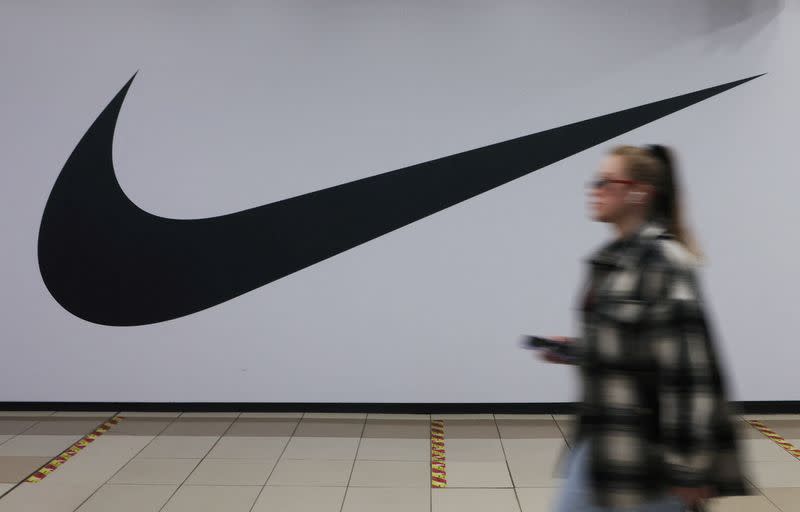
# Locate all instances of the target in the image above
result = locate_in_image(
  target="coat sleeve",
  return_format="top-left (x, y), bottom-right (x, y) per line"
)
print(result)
top-left (645, 259), bottom-right (718, 487)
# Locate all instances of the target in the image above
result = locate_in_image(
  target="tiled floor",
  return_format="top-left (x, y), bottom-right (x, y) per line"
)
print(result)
top-left (0, 412), bottom-right (797, 511)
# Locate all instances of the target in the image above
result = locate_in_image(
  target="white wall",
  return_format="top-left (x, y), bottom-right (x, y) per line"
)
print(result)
top-left (0, 0), bottom-right (795, 402)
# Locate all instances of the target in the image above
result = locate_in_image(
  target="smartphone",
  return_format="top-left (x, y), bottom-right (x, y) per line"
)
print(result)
top-left (519, 335), bottom-right (576, 360)
top-left (520, 335), bottom-right (552, 350)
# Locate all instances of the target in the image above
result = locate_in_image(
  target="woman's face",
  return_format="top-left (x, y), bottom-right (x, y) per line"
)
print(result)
top-left (589, 155), bottom-right (635, 223)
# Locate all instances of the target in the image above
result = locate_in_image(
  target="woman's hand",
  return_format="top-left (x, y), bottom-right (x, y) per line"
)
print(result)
top-left (671, 486), bottom-right (714, 510)
top-left (538, 336), bottom-right (574, 364)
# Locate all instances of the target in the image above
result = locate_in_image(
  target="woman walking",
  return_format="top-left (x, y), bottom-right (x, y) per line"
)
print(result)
top-left (542, 145), bottom-right (750, 511)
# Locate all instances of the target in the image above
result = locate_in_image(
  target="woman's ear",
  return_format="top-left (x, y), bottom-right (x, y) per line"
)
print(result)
top-left (629, 184), bottom-right (656, 204)
top-left (626, 190), bottom-right (646, 204)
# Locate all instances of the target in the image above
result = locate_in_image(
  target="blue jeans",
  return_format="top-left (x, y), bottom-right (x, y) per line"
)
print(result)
top-left (553, 440), bottom-right (685, 512)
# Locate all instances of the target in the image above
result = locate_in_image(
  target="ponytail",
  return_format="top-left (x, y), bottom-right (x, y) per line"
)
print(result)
top-left (610, 145), bottom-right (702, 258)
top-left (644, 145), bottom-right (701, 258)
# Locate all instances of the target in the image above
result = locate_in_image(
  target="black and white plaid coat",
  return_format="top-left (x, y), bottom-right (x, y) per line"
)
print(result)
top-left (559, 222), bottom-right (752, 508)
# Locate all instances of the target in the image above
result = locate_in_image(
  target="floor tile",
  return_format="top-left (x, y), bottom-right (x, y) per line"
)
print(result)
top-left (367, 414), bottom-right (430, 421)
top-left (496, 419), bottom-right (563, 439)
top-left (160, 420), bottom-right (233, 436)
top-left (445, 461), bottom-right (513, 488)
top-left (516, 487), bottom-right (558, 512)
top-left (137, 436), bottom-right (219, 458)
top-left (161, 485), bottom-right (260, 512)
top-left (738, 420), bottom-right (770, 439)
top-left (303, 413), bottom-right (367, 420)
top-left (43, 455), bottom-right (130, 486)
top-left (747, 461), bottom-right (800, 487)
top-left (253, 485), bottom-right (346, 512)
top-left (0, 482), bottom-right (99, 512)
top-left (107, 419), bottom-right (172, 436)
top-left (432, 414), bottom-right (495, 420)
top-left (740, 439), bottom-right (798, 462)
top-left (109, 458), bottom-right (200, 485)
top-left (224, 419), bottom-right (299, 437)
top-left (267, 459), bottom-right (353, 486)
top-left (502, 438), bottom-right (568, 463)
top-left (432, 488), bottom-right (521, 512)
top-left (75, 484), bottom-right (178, 512)
top-left (760, 487), bottom-right (800, 512)
top-left (742, 414), bottom-right (800, 421)
top-left (708, 495), bottom-right (781, 511)
top-left (51, 412), bottom-right (117, 418)
top-left (0, 435), bottom-right (80, 456)
top-left (0, 420), bottom-right (37, 435)
top-left (349, 460), bottom-right (429, 488)
top-left (0, 456), bottom-right (51, 483)
top-left (357, 438), bottom-right (430, 461)
top-left (23, 419), bottom-right (104, 436)
top-left (554, 417), bottom-right (576, 435)
top-left (283, 437), bottom-right (360, 460)
top-left (207, 436), bottom-right (288, 459)
top-left (0, 412), bottom-right (54, 417)
top-left (185, 459), bottom-right (276, 486)
top-left (0, 436), bottom-right (12, 445)
top-left (342, 487), bottom-right (429, 512)
top-left (494, 414), bottom-right (554, 420)
top-left (440, 420), bottom-right (499, 439)
top-left (294, 419), bottom-right (365, 437)
top-left (78, 435), bottom-right (153, 459)
top-left (363, 420), bottom-right (430, 439)
top-left (179, 412), bottom-right (241, 419)
top-left (0, 483), bottom-right (13, 496)
top-left (506, 456), bottom-right (563, 488)
top-left (239, 412), bottom-right (303, 419)
top-left (117, 412), bottom-right (182, 418)
top-left (444, 439), bottom-right (506, 461)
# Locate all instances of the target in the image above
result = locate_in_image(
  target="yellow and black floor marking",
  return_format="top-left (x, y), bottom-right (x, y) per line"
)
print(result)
top-left (747, 419), bottom-right (800, 461)
top-left (26, 415), bottom-right (124, 483)
top-left (431, 419), bottom-right (446, 488)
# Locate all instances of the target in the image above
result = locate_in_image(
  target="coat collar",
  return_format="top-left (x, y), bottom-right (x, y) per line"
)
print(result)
top-left (587, 222), bottom-right (672, 270)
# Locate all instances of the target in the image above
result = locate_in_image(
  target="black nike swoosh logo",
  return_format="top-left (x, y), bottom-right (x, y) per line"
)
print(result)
top-left (38, 73), bottom-right (762, 326)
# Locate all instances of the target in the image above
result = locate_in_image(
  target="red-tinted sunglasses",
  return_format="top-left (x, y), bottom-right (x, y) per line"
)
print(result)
top-left (588, 178), bottom-right (637, 189)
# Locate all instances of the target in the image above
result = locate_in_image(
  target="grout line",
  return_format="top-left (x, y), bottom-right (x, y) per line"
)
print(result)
top-left (246, 412), bottom-right (305, 512)
top-left (17, 412), bottom-right (55, 436)
top-left (735, 419), bottom-right (777, 500)
top-left (153, 413), bottom-right (244, 512)
top-left (68, 411), bottom-right (182, 512)
top-left (338, 414), bottom-right (368, 512)
top-left (552, 414), bottom-right (572, 450)
top-left (494, 414), bottom-right (523, 512)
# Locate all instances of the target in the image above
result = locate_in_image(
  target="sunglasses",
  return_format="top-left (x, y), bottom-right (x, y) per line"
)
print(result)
top-left (588, 178), bottom-right (637, 189)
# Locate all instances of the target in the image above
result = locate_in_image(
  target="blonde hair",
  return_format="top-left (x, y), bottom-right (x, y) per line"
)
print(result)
top-left (610, 145), bottom-right (702, 258)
